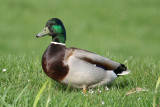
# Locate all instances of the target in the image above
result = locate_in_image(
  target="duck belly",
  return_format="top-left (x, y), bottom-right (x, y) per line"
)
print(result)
top-left (61, 56), bottom-right (117, 88)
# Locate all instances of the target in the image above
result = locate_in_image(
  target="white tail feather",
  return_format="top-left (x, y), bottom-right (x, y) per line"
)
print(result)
top-left (117, 70), bottom-right (131, 76)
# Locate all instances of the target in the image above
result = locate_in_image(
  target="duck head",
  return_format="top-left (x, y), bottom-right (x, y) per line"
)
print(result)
top-left (36, 18), bottom-right (66, 43)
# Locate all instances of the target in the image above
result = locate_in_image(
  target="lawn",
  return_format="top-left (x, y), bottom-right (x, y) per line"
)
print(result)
top-left (0, 0), bottom-right (160, 106)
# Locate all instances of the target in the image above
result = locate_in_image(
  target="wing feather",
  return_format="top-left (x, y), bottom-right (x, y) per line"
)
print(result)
top-left (68, 48), bottom-right (120, 70)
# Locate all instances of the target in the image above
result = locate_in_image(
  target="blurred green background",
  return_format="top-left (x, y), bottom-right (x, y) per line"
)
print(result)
top-left (0, 0), bottom-right (160, 59)
top-left (1, 0), bottom-right (160, 106)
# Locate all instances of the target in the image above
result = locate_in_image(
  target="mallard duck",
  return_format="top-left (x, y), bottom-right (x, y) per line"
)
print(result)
top-left (36, 18), bottom-right (130, 93)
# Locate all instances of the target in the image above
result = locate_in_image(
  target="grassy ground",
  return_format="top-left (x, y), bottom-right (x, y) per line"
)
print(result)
top-left (0, 0), bottom-right (160, 106)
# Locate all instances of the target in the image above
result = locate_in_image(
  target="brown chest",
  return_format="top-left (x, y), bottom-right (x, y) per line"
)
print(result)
top-left (41, 43), bottom-right (69, 82)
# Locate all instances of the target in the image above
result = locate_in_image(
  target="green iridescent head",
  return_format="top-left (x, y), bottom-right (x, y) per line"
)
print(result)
top-left (36, 18), bottom-right (66, 43)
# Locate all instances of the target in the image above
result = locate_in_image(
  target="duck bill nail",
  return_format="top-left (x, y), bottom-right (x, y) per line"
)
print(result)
top-left (36, 27), bottom-right (49, 38)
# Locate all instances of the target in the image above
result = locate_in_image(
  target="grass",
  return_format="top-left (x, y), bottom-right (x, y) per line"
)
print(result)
top-left (0, 0), bottom-right (160, 106)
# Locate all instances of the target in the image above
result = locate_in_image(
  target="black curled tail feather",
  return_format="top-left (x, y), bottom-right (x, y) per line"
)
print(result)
top-left (114, 64), bottom-right (127, 76)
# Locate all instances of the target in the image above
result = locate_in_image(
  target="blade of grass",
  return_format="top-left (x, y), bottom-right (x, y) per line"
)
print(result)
top-left (66, 83), bottom-right (71, 92)
top-left (33, 80), bottom-right (49, 107)
top-left (155, 77), bottom-right (160, 90)
top-left (45, 95), bottom-right (51, 107)
top-left (2, 85), bottom-right (11, 101)
top-left (45, 81), bottom-right (51, 107)
top-left (13, 84), bottom-right (28, 106)
top-left (0, 96), bottom-right (12, 107)
top-left (153, 77), bottom-right (160, 107)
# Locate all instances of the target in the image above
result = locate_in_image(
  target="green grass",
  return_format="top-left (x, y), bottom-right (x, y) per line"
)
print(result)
top-left (0, 0), bottom-right (160, 106)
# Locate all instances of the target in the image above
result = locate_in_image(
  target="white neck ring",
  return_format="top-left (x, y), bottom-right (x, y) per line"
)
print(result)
top-left (51, 42), bottom-right (65, 45)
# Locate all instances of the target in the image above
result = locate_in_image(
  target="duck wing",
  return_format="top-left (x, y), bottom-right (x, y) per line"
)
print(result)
top-left (66, 48), bottom-right (121, 70)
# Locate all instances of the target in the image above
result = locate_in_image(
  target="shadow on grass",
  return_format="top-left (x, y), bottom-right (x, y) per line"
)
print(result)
top-left (49, 78), bottom-right (134, 93)
top-left (50, 80), bottom-right (81, 93)
top-left (108, 80), bottom-right (134, 89)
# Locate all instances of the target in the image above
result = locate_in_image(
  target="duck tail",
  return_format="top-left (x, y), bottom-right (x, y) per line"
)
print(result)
top-left (114, 64), bottom-right (131, 76)
top-left (117, 70), bottom-right (131, 76)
